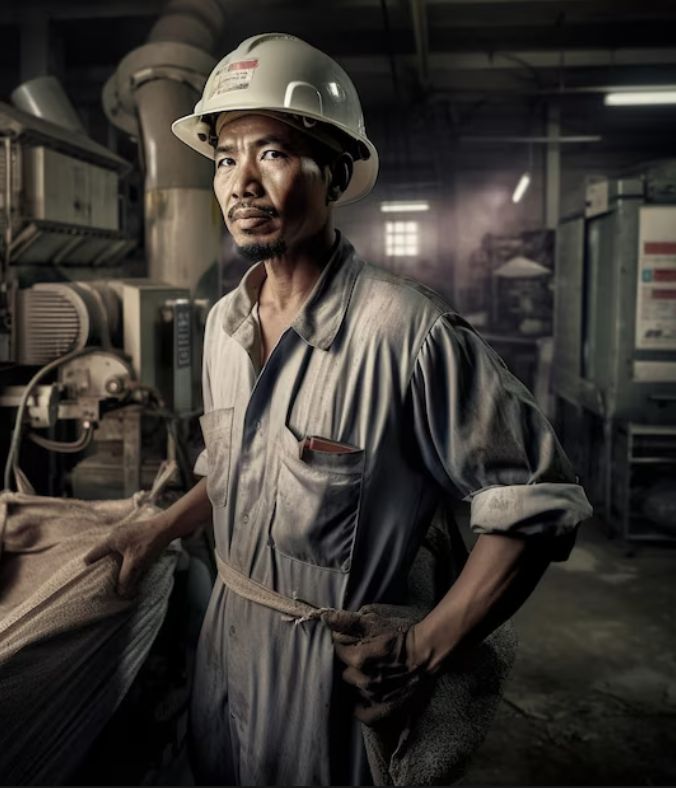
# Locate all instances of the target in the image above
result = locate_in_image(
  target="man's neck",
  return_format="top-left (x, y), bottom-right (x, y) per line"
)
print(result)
top-left (259, 227), bottom-right (337, 315)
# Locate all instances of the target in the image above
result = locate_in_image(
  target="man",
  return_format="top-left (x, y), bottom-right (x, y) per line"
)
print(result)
top-left (87, 34), bottom-right (592, 785)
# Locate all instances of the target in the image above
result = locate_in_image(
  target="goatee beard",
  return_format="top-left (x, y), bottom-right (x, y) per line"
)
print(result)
top-left (236, 240), bottom-right (287, 262)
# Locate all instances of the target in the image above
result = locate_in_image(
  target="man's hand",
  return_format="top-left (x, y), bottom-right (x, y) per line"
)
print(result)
top-left (84, 515), bottom-right (170, 598)
top-left (324, 609), bottom-right (433, 725)
top-left (83, 477), bottom-right (212, 598)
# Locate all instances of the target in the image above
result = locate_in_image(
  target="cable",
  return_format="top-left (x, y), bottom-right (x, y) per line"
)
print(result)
top-left (380, 0), bottom-right (401, 100)
top-left (123, 381), bottom-right (197, 491)
top-left (27, 423), bottom-right (95, 454)
top-left (2, 346), bottom-right (129, 491)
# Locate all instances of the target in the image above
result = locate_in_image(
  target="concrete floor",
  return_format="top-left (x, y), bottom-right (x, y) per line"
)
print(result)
top-left (72, 516), bottom-right (676, 786)
top-left (463, 518), bottom-right (676, 786)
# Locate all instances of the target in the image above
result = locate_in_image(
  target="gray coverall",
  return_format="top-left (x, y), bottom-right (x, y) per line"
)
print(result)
top-left (189, 232), bottom-right (590, 785)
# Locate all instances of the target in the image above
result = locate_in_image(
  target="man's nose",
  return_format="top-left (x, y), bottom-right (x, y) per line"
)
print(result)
top-left (232, 159), bottom-right (264, 199)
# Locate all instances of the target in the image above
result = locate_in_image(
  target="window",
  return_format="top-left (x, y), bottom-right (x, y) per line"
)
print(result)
top-left (385, 221), bottom-right (419, 257)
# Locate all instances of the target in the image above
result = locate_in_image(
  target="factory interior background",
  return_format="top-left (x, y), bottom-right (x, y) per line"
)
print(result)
top-left (0, 0), bottom-right (675, 785)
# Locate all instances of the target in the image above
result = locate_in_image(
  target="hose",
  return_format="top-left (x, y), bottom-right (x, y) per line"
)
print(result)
top-left (4, 351), bottom-right (194, 493)
top-left (2, 346), bottom-right (127, 491)
top-left (27, 423), bottom-right (95, 454)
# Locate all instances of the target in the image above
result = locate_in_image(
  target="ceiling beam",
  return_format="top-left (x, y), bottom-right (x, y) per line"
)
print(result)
top-left (339, 47), bottom-right (676, 75)
top-left (0, 1), bottom-right (162, 23)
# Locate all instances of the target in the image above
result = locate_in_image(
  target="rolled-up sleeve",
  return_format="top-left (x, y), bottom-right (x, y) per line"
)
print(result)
top-left (193, 449), bottom-right (209, 477)
top-left (410, 313), bottom-right (592, 559)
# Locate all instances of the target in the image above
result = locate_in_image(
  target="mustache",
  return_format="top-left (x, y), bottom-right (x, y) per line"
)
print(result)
top-left (227, 202), bottom-right (278, 221)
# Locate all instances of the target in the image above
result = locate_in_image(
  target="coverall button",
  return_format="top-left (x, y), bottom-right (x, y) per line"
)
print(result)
top-left (229, 624), bottom-right (236, 636)
top-left (342, 559), bottom-right (351, 572)
top-left (255, 420), bottom-right (262, 430)
top-left (242, 513), bottom-right (249, 523)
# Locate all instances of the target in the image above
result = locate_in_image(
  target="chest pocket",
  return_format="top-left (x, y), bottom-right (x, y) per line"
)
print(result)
top-left (199, 408), bottom-right (235, 508)
top-left (270, 424), bottom-right (365, 572)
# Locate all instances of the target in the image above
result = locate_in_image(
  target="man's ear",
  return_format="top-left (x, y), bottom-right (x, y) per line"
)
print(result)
top-left (327, 153), bottom-right (354, 203)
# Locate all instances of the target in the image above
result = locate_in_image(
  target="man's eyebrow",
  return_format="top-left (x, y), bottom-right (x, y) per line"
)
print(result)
top-left (215, 135), bottom-right (294, 155)
top-left (255, 134), bottom-right (293, 149)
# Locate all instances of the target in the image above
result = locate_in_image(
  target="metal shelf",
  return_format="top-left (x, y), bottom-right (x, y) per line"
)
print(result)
top-left (610, 420), bottom-right (676, 543)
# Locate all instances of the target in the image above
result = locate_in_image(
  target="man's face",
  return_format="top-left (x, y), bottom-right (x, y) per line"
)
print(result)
top-left (213, 114), bottom-right (332, 258)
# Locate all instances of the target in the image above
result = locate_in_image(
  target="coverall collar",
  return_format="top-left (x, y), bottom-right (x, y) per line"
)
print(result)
top-left (222, 231), bottom-right (363, 350)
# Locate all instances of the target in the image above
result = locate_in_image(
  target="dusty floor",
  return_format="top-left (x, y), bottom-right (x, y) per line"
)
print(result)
top-left (462, 518), bottom-right (676, 786)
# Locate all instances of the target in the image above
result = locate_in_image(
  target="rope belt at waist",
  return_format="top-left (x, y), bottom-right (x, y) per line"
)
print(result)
top-left (215, 552), bottom-right (337, 625)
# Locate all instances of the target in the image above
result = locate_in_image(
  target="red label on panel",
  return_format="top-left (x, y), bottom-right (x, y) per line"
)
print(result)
top-left (652, 289), bottom-right (676, 299)
top-left (228, 59), bottom-right (259, 71)
top-left (654, 269), bottom-right (676, 282)
top-left (645, 242), bottom-right (676, 255)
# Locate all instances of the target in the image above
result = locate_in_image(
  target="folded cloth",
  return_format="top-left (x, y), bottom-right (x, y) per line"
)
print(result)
top-left (357, 503), bottom-right (518, 785)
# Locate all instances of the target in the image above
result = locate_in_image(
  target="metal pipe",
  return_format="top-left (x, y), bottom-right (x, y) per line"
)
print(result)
top-left (545, 101), bottom-right (561, 230)
top-left (148, 0), bottom-right (226, 53)
top-left (105, 0), bottom-right (228, 295)
top-left (410, 0), bottom-right (430, 90)
top-left (140, 19), bottom-right (223, 292)
top-left (3, 136), bottom-right (11, 277)
top-left (0, 135), bottom-right (12, 362)
top-left (459, 135), bottom-right (602, 143)
top-left (135, 79), bottom-right (214, 191)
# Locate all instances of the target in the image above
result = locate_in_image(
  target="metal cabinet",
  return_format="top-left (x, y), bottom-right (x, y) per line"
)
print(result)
top-left (553, 164), bottom-right (676, 542)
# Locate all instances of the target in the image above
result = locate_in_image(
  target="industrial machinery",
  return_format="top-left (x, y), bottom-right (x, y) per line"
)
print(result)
top-left (2, 278), bottom-right (197, 496)
top-left (0, 2), bottom-right (230, 782)
top-left (467, 231), bottom-right (554, 410)
top-left (0, 0), bottom-right (232, 503)
top-left (0, 75), bottom-right (209, 499)
top-left (553, 162), bottom-right (676, 541)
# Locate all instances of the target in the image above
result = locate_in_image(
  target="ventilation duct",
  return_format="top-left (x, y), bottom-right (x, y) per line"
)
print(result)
top-left (11, 75), bottom-right (86, 134)
top-left (103, 0), bottom-right (227, 297)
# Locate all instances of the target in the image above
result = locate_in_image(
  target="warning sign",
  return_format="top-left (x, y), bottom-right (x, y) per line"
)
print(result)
top-left (213, 58), bottom-right (259, 94)
top-left (635, 206), bottom-right (676, 350)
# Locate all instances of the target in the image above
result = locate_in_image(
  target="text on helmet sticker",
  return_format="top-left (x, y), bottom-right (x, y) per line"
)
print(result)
top-left (212, 59), bottom-right (259, 95)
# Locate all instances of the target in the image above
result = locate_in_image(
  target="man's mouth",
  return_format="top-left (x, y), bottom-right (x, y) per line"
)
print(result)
top-left (233, 209), bottom-right (274, 220)
top-left (234, 215), bottom-right (274, 231)
top-left (229, 203), bottom-right (278, 219)
top-left (229, 206), bottom-right (277, 232)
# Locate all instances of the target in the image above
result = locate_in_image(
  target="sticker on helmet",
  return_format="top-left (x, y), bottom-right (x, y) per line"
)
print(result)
top-left (213, 59), bottom-right (259, 94)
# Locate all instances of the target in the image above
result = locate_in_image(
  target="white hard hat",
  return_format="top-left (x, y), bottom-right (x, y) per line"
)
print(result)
top-left (171, 33), bottom-right (379, 205)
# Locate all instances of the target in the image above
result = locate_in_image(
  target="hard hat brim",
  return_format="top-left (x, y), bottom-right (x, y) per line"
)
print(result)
top-left (171, 107), bottom-right (378, 206)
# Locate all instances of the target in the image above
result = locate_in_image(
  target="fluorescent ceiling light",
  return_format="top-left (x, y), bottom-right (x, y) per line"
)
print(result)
top-left (605, 91), bottom-right (676, 106)
top-left (512, 173), bottom-right (531, 204)
top-left (380, 201), bottom-right (430, 213)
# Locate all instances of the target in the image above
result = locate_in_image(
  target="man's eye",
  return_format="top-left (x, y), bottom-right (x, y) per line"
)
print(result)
top-left (216, 157), bottom-right (235, 169)
top-left (261, 149), bottom-right (286, 160)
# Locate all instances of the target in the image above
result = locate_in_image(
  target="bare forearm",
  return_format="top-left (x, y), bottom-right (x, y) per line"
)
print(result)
top-left (157, 477), bottom-right (212, 542)
top-left (414, 532), bottom-right (550, 673)
top-left (84, 476), bottom-right (212, 594)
